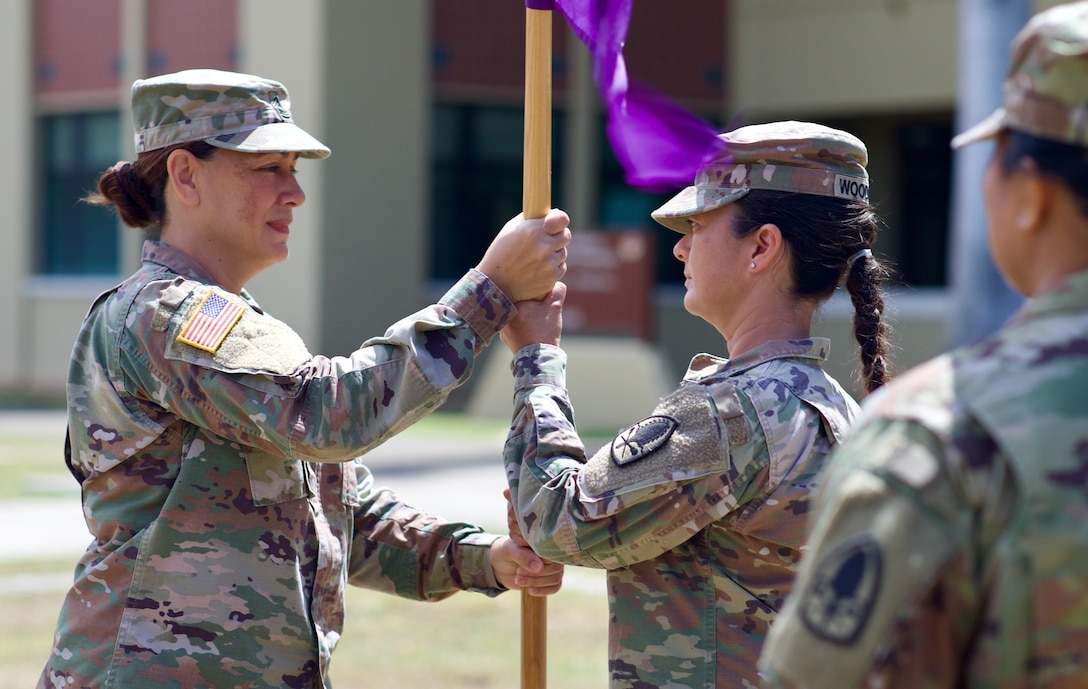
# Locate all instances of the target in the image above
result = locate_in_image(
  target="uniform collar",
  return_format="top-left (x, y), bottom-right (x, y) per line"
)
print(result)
top-left (141, 240), bottom-right (220, 284)
top-left (140, 240), bottom-right (259, 306)
top-left (1012, 268), bottom-right (1088, 325)
top-left (684, 338), bottom-right (831, 381)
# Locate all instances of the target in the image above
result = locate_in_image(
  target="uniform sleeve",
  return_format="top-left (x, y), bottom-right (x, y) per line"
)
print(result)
top-left (114, 270), bottom-right (514, 464)
top-left (502, 344), bottom-right (758, 569)
top-left (346, 462), bottom-right (504, 600)
top-left (759, 419), bottom-right (993, 689)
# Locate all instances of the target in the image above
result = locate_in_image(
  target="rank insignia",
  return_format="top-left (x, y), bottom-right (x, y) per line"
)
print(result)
top-left (800, 534), bottom-right (883, 645)
top-left (610, 415), bottom-right (679, 467)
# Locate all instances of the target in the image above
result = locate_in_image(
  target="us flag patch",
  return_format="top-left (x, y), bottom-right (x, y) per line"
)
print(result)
top-left (178, 290), bottom-right (245, 353)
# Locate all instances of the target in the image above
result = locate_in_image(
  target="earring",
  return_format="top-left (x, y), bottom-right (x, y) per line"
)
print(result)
top-left (749, 262), bottom-right (756, 269)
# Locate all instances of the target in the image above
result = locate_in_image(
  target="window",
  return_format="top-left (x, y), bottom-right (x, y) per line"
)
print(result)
top-left (428, 103), bottom-right (566, 281)
top-left (38, 111), bottom-right (121, 275)
top-left (896, 121), bottom-right (953, 287)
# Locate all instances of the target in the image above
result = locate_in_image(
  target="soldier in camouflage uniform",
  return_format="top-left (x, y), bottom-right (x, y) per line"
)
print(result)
top-left (498, 121), bottom-right (894, 688)
top-left (760, 4), bottom-right (1088, 687)
top-left (38, 69), bottom-right (568, 689)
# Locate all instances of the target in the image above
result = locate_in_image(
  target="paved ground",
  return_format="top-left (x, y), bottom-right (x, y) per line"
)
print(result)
top-left (0, 409), bottom-right (606, 594)
top-left (0, 409), bottom-right (514, 560)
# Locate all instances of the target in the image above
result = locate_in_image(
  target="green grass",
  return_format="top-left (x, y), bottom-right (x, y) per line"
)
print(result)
top-left (0, 561), bottom-right (609, 689)
top-left (0, 435), bottom-right (70, 500)
top-left (0, 411), bottom-right (613, 688)
top-left (0, 391), bottom-right (64, 410)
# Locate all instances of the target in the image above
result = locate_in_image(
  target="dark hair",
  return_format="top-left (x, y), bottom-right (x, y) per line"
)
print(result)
top-left (85, 141), bottom-right (218, 238)
top-left (999, 130), bottom-right (1088, 217)
top-left (731, 190), bottom-right (892, 393)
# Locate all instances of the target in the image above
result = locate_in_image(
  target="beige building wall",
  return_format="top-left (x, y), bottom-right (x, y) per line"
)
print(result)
top-left (734, 0), bottom-right (959, 117)
top-left (318, 1), bottom-right (431, 356)
top-left (6, 0), bottom-right (1048, 403)
top-left (1, 0), bottom-right (107, 394)
top-left (0, 0), bottom-right (33, 388)
top-left (239, 0), bottom-right (328, 345)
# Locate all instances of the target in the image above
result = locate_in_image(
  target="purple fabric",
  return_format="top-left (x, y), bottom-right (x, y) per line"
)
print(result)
top-left (552, 0), bottom-right (724, 190)
top-left (525, 0), bottom-right (556, 9)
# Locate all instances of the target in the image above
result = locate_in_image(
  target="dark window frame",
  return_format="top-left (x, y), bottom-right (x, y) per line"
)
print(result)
top-left (36, 110), bottom-right (122, 276)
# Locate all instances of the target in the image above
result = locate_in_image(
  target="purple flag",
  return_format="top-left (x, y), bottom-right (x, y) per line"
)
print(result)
top-left (547, 0), bottom-right (725, 191)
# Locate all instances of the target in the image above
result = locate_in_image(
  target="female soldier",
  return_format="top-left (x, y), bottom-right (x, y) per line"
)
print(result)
top-left (761, 4), bottom-right (1088, 687)
top-left (39, 69), bottom-right (567, 689)
top-left (499, 121), bottom-right (893, 688)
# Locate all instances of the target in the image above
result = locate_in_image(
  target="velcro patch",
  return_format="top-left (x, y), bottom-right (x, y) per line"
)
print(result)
top-left (581, 385), bottom-right (725, 498)
top-left (610, 416), bottom-right (679, 466)
top-left (799, 534), bottom-right (883, 645)
top-left (177, 289), bottom-right (245, 353)
top-left (166, 284), bottom-right (312, 381)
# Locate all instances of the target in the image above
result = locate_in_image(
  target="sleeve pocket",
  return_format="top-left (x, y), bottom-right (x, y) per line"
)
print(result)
top-left (245, 448), bottom-right (310, 506)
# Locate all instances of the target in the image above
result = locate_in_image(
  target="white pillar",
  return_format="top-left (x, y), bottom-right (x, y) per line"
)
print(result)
top-left (562, 34), bottom-right (598, 226)
top-left (119, 0), bottom-right (147, 275)
top-left (947, 0), bottom-right (1029, 346)
top-left (237, 0), bottom-right (327, 344)
top-left (0, 0), bottom-right (33, 386)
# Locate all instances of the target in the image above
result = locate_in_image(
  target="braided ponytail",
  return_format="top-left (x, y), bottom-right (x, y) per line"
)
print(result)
top-left (732, 190), bottom-right (894, 395)
top-left (845, 250), bottom-right (892, 392)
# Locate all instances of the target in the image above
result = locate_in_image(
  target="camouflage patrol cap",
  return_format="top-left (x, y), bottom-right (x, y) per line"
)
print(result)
top-left (651, 121), bottom-right (869, 234)
top-left (131, 68), bottom-right (330, 159)
top-left (953, 1), bottom-right (1088, 148)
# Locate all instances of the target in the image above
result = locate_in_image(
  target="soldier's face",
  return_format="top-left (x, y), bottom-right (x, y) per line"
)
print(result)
top-left (673, 204), bottom-right (751, 328)
top-left (194, 149), bottom-right (306, 278)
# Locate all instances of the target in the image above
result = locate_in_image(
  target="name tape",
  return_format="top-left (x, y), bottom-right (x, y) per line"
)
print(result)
top-left (834, 174), bottom-right (869, 202)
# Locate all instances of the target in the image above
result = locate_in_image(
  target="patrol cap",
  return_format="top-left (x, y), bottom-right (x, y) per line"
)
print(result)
top-left (131, 68), bottom-right (330, 159)
top-left (953, 1), bottom-right (1088, 148)
top-left (651, 121), bottom-right (869, 234)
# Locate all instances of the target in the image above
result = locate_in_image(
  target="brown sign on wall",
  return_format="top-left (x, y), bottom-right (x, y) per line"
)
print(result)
top-left (562, 230), bottom-right (655, 342)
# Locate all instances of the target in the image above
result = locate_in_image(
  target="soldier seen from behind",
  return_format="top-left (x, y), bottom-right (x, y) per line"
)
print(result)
top-left (761, 3), bottom-right (1088, 687)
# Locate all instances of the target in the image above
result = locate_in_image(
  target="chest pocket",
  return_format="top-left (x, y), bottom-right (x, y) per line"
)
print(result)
top-left (245, 448), bottom-right (310, 506)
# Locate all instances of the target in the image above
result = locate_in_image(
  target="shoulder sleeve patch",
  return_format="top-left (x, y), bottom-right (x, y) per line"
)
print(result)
top-left (177, 289), bottom-right (245, 353)
top-left (581, 385), bottom-right (725, 497)
top-left (167, 285), bottom-right (312, 378)
top-left (799, 534), bottom-right (883, 645)
top-left (610, 416), bottom-right (679, 466)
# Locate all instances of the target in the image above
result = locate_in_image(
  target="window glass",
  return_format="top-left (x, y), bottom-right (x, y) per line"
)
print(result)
top-left (428, 104), bottom-right (565, 281)
top-left (896, 121), bottom-right (952, 287)
top-left (39, 111), bottom-right (121, 275)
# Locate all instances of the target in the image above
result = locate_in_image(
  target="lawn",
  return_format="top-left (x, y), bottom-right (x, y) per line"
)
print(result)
top-left (1, 558), bottom-right (610, 689)
top-left (0, 410), bottom-right (612, 688)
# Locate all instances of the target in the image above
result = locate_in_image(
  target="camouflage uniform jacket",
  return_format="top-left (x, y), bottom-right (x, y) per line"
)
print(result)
top-left (504, 338), bottom-right (859, 688)
top-left (41, 241), bottom-right (512, 689)
top-left (761, 269), bottom-right (1088, 688)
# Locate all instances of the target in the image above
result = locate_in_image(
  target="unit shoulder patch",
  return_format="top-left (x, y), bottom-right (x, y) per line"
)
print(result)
top-left (610, 415), bottom-right (679, 467)
top-left (581, 385), bottom-right (725, 498)
top-left (799, 534), bottom-right (883, 645)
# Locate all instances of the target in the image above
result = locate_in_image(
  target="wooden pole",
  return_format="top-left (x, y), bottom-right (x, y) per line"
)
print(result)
top-left (523, 7), bottom-right (552, 219)
top-left (521, 5), bottom-right (551, 689)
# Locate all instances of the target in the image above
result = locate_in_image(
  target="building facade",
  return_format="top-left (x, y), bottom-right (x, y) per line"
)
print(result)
top-left (0, 0), bottom-right (1060, 417)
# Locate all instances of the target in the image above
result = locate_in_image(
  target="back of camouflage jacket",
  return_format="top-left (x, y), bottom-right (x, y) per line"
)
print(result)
top-left (40, 241), bottom-right (512, 689)
top-left (504, 338), bottom-right (859, 689)
top-left (761, 269), bottom-right (1088, 688)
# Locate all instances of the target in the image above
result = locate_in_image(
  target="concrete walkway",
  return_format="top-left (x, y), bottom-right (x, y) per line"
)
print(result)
top-left (0, 409), bottom-right (512, 561)
top-left (0, 409), bottom-right (606, 594)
